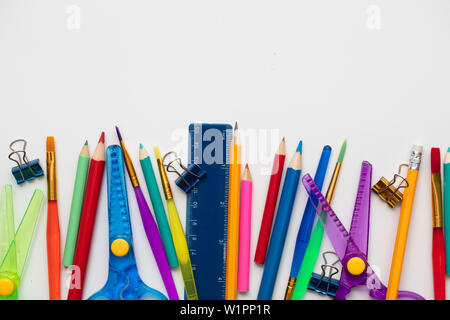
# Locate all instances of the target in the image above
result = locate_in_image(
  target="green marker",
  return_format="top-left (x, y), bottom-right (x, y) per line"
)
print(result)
top-left (292, 139), bottom-right (346, 300)
top-left (139, 144), bottom-right (178, 268)
top-left (0, 185), bottom-right (44, 300)
top-left (444, 148), bottom-right (450, 274)
top-left (63, 141), bottom-right (90, 267)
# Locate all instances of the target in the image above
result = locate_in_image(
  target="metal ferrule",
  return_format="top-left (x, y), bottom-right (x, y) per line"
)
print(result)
top-left (157, 157), bottom-right (173, 200)
top-left (431, 174), bottom-right (443, 228)
top-left (46, 152), bottom-right (57, 200)
top-left (326, 162), bottom-right (342, 203)
top-left (284, 277), bottom-right (297, 300)
top-left (409, 147), bottom-right (422, 170)
top-left (120, 143), bottom-right (139, 188)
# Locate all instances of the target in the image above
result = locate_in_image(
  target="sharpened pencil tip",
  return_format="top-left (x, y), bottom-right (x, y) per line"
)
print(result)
top-left (84, 140), bottom-right (88, 146)
top-left (296, 140), bottom-right (303, 154)
top-left (139, 143), bottom-right (143, 149)
top-left (98, 132), bottom-right (105, 144)
top-left (234, 122), bottom-right (238, 130)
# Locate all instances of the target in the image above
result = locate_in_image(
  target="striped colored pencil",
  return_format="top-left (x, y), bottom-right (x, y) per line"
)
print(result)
top-left (291, 139), bottom-right (347, 300)
top-left (238, 164), bottom-right (252, 292)
top-left (46, 136), bottom-right (61, 300)
top-left (68, 132), bottom-right (106, 300)
top-left (254, 138), bottom-right (286, 264)
top-left (225, 122), bottom-right (241, 300)
top-left (258, 140), bottom-right (302, 300)
top-left (63, 141), bottom-right (90, 267)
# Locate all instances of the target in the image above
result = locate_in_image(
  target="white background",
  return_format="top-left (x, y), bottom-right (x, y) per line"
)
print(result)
top-left (0, 0), bottom-right (449, 300)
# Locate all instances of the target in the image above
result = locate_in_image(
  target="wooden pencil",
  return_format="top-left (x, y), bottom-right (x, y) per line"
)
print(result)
top-left (225, 122), bottom-right (241, 300)
top-left (254, 138), bottom-right (286, 264)
top-left (238, 164), bottom-right (252, 293)
top-left (68, 132), bottom-right (106, 300)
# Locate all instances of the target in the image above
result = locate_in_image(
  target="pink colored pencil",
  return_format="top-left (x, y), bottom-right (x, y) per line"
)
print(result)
top-left (238, 164), bottom-right (253, 292)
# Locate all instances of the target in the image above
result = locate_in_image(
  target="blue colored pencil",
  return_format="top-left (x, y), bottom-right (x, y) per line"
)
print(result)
top-left (257, 140), bottom-right (303, 300)
top-left (284, 145), bottom-right (331, 299)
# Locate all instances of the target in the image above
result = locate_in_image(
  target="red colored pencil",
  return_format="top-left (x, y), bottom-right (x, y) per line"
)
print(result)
top-left (430, 147), bottom-right (446, 300)
top-left (254, 138), bottom-right (286, 264)
top-left (67, 132), bottom-right (105, 300)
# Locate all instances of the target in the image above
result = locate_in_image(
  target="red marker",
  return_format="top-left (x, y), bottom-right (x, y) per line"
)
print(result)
top-left (68, 132), bottom-right (105, 300)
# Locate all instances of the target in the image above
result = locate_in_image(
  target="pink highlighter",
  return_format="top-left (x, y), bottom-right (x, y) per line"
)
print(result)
top-left (238, 164), bottom-right (253, 292)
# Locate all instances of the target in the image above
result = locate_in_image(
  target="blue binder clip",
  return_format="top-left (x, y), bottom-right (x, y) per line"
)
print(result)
top-left (8, 139), bottom-right (44, 184)
top-left (163, 151), bottom-right (205, 193)
top-left (307, 251), bottom-right (340, 298)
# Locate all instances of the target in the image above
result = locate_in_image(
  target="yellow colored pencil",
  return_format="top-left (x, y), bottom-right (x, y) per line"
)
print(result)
top-left (225, 122), bottom-right (241, 300)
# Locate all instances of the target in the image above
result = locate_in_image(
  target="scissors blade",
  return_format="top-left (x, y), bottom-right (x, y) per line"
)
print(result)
top-left (13, 189), bottom-right (43, 279)
top-left (107, 145), bottom-right (133, 239)
top-left (348, 161), bottom-right (372, 256)
top-left (0, 185), bottom-right (14, 268)
top-left (302, 174), bottom-right (360, 262)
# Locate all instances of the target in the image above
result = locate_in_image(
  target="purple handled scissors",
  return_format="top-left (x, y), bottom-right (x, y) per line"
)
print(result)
top-left (302, 161), bottom-right (424, 300)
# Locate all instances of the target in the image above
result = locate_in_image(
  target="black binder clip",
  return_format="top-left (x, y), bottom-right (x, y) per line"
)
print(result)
top-left (308, 251), bottom-right (341, 298)
top-left (8, 139), bottom-right (44, 184)
top-left (163, 151), bottom-right (205, 193)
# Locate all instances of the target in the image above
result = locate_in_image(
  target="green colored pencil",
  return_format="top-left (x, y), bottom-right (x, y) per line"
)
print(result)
top-left (139, 144), bottom-right (178, 268)
top-left (291, 139), bottom-right (346, 300)
top-left (444, 148), bottom-right (450, 274)
top-left (63, 141), bottom-right (90, 267)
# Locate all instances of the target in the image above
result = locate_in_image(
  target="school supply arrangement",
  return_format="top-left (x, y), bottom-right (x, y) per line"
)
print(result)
top-left (3, 123), bottom-right (447, 301)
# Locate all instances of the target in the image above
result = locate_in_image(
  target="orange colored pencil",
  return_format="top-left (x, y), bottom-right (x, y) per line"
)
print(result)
top-left (46, 136), bottom-right (61, 300)
top-left (225, 122), bottom-right (241, 300)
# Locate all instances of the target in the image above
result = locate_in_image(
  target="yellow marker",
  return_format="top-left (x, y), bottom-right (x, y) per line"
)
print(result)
top-left (154, 146), bottom-right (198, 300)
top-left (386, 145), bottom-right (422, 300)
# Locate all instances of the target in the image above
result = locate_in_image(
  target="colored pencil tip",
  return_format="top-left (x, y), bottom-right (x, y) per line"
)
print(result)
top-left (139, 143), bottom-right (143, 149)
top-left (337, 139), bottom-right (347, 163)
top-left (234, 122), bottom-right (239, 130)
top-left (115, 126), bottom-right (122, 141)
top-left (46, 136), bottom-right (55, 152)
top-left (431, 147), bottom-right (441, 174)
top-left (296, 140), bottom-right (303, 153)
top-left (98, 132), bottom-right (105, 144)
top-left (84, 140), bottom-right (88, 146)
top-left (245, 163), bottom-right (249, 169)
top-left (282, 137), bottom-right (285, 142)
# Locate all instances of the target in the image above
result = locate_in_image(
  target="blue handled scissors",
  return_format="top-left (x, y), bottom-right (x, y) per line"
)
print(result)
top-left (89, 145), bottom-right (167, 300)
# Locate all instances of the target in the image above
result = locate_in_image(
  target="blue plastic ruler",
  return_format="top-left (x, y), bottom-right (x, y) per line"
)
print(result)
top-left (186, 123), bottom-right (232, 300)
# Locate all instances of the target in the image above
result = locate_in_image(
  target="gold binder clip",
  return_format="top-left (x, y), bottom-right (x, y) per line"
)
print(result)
top-left (372, 164), bottom-right (409, 208)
